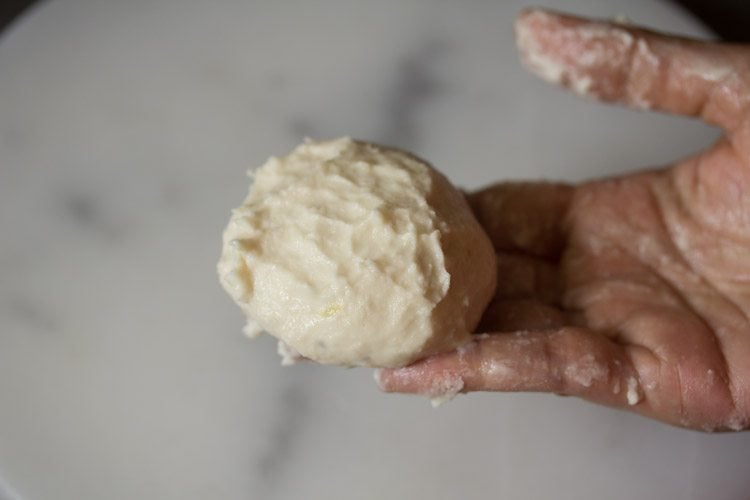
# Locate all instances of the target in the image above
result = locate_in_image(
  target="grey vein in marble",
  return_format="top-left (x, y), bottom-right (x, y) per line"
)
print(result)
top-left (253, 380), bottom-right (309, 500)
top-left (59, 192), bottom-right (124, 244)
top-left (377, 37), bottom-right (449, 149)
top-left (4, 295), bottom-right (59, 333)
top-left (62, 193), bottom-right (98, 228)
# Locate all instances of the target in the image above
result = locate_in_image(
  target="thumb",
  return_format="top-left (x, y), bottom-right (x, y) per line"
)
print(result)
top-left (377, 328), bottom-right (645, 410)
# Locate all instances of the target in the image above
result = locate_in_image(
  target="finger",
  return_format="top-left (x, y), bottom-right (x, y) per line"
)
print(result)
top-left (494, 251), bottom-right (562, 303)
top-left (377, 328), bottom-right (643, 410)
top-left (515, 8), bottom-right (750, 131)
top-left (477, 299), bottom-right (566, 333)
top-left (563, 276), bottom-right (738, 427)
top-left (467, 182), bottom-right (573, 259)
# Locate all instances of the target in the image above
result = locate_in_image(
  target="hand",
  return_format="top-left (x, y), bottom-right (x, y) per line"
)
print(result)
top-left (377, 9), bottom-right (750, 432)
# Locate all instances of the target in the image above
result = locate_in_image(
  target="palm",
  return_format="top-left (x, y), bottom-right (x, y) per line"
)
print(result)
top-left (560, 140), bottom-right (750, 429)
top-left (378, 9), bottom-right (750, 431)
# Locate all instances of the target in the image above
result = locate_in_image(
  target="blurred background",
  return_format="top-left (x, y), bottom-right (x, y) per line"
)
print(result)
top-left (1, 1), bottom-right (750, 499)
top-left (2, 0), bottom-right (749, 40)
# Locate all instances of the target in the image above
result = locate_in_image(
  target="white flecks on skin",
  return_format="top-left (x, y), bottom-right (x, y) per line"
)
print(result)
top-left (657, 251), bottom-right (679, 269)
top-left (681, 58), bottom-right (732, 83)
top-left (571, 75), bottom-right (593, 96)
top-left (515, 11), bottom-right (565, 85)
top-left (669, 217), bottom-right (693, 257)
top-left (612, 358), bottom-right (622, 394)
top-left (626, 39), bottom-right (659, 110)
top-left (636, 234), bottom-right (655, 260)
top-left (429, 373), bottom-right (465, 408)
top-left (482, 359), bottom-right (514, 379)
top-left (613, 378), bottom-right (621, 394)
top-left (724, 412), bottom-right (747, 432)
top-left (635, 39), bottom-right (659, 68)
top-left (626, 376), bottom-right (641, 405)
top-left (573, 25), bottom-right (634, 72)
top-left (564, 354), bottom-right (609, 388)
top-left (706, 368), bottom-right (715, 385)
top-left (701, 423), bottom-right (717, 433)
top-left (456, 338), bottom-right (478, 356)
top-left (510, 330), bottom-right (534, 347)
top-left (516, 11), bottom-right (635, 100)
top-left (634, 229), bottom-right (701, 288)
top-left (511, 336), bottom-right (532, 347)
top-left (612, 13), bottom-right (632, 25)
top-left (586, 234), bottom-right (609, 257)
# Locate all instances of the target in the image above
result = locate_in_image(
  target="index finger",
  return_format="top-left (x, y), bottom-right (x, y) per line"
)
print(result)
top-left (515, 8), bottom-right (750, 132)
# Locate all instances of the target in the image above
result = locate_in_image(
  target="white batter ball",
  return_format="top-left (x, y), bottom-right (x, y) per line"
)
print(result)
top-left (218, 138), bottom-right (496, 367)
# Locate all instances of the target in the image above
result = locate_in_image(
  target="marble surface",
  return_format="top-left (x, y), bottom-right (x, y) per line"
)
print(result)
top-left (1, 1), bottom-right (750, 499)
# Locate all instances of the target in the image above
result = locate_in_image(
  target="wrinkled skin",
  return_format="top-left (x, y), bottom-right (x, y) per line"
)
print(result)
top-left (377, 9), bottom-right (750, 432)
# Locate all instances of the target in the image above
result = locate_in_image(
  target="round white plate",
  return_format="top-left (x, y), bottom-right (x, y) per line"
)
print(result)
top-left (2, 1), bottom-right (749, 499)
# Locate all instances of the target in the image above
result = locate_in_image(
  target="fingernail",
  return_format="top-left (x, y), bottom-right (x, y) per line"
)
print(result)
top-left (373, 368), bottom-right (387, 390)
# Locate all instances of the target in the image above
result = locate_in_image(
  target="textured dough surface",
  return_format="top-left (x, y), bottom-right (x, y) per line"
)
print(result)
top-left (218, 138), bottom-right (496, 367)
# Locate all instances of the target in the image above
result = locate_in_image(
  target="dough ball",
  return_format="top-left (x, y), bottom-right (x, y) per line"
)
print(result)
top-left (217, 138), bottom-right (496, 367)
